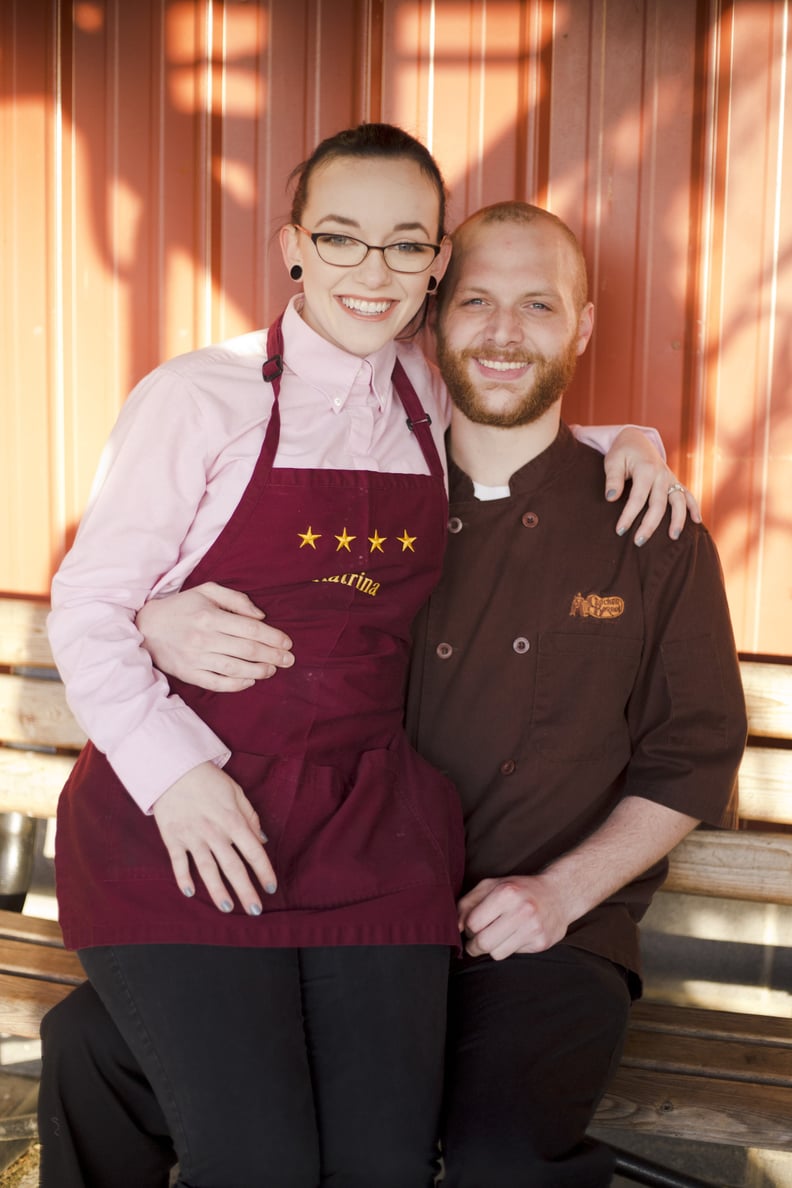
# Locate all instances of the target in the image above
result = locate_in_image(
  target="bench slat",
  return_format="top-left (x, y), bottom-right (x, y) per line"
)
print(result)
top-left (627, 1001), bottom-right (792, 1046)
top-left (737, 746), bottom-right (792, 824)
top-left (0, 672), bottom-right (86, 750)
top-left (0, 598), bottom-right (54, 670)
top-left (621, 1030), bottom-right (792, 1087)
top-left (0, 937), bottom-right (84, 984)
top-left (665, 829), bottom-right (792, 903)
top-left (0, 971), bottom-right (77, 1039)
top-left (739, 659), bottom-right (792, 741)
top-left (596, 1067), bottom-right (792, 1149)
top-left (0, 909), bottom-right (65, 947)
top-left (0, 747), bottom-right (75, 816)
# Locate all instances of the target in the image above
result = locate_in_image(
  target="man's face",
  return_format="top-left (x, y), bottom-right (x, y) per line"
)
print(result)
top-left (436, 219), bottom-right (593, 427)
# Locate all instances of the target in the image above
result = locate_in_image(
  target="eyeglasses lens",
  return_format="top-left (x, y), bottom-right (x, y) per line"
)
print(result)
top-left (313, 235), bottom-right (436, 274)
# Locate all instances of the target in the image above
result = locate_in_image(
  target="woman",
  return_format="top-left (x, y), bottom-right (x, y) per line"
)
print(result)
top-left (44, 123), bottom-right (687, 1188)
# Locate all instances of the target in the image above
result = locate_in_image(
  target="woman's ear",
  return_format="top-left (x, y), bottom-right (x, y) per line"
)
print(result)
top-left (279, 223), bottom-right (302, 273)
top-left (430, 235), bottom-right (453, 288)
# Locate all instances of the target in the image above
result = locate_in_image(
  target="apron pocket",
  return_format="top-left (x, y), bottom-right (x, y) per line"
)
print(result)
top-left (273, 742), bottom-right (463, 910)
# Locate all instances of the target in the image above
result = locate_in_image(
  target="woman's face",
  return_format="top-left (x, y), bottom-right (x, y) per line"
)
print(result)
top-left (280, 155), bottom-right (451, 357)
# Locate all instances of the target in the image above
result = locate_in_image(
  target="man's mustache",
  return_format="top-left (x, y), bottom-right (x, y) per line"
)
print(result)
top-left (460, 348), bottom-right (543, 367)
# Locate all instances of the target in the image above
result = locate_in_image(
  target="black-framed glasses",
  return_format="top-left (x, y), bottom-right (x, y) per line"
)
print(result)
top-left (294, 225), bottom-right (441, 274)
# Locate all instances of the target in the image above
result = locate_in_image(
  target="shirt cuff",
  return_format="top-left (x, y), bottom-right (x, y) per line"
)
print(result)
top-left (570, 423), bottom-right (667, 461)
top-left (107, 703), bottom-right (231, 813)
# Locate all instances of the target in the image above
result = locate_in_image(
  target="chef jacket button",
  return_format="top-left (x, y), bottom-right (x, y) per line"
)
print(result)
top-left (448, 516), bottom-right (463, 534)
top-left (500, 759), bottom-right (517, 776)
top-left (436, 642), bottom-right (453, 660)
top-left (521, 511), bottom-right (539, 528)
top-left (512, 637), bottom-right (530, 654)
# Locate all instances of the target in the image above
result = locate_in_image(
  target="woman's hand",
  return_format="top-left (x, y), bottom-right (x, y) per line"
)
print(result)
top-left (153, 761), bottom-right (277, 914)
top-left (603, 427), bottom-right (701, 544)
top-left (137, 582), bottom-right (294, 691)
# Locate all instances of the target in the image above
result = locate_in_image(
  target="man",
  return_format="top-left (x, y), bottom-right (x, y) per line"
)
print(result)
top-left (401, 202), bottom-right (745, 1184)
top-left (39, 204), bottom-right (745, 1186)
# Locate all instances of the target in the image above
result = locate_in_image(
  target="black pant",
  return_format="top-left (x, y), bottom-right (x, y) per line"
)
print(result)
top-left (442, 945), bottom-right (632, 1187)
top-left (39, 943), bottom-right (630, 1188)
top-left (39, 944), bottom-right (449, 1188)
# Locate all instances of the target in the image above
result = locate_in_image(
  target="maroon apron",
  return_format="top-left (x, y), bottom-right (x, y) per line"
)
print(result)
top-left (56, 315), bottom-right (465, 951)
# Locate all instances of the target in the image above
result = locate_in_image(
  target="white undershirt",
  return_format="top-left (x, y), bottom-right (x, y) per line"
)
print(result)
top-left (472, 481), bottom-right (511, 501)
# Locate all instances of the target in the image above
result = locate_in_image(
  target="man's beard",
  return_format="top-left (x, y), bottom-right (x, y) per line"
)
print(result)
top-left (437, 336), bottom-right (579, 428)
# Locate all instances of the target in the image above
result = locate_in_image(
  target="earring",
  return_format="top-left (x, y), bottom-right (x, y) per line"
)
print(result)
top-left (426, 276), bottom-right (438, 293)
top-left (289, 264), bottom-right (303, 282)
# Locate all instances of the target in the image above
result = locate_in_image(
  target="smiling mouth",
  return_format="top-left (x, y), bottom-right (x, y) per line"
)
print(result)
top-left (339, 296), bottom-right (396, 317)
top-left (474, 357), bottom-right (531, 373)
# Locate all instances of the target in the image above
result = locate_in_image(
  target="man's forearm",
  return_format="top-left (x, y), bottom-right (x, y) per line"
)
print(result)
top-left (457, 797), bottom-right (700, 960)
top-left (537, 796), bottom-right (699, 925)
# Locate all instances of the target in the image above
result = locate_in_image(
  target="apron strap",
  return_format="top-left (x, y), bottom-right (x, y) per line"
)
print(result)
top-left (390, 359), bottom-right (445, 481)
top-left (258, 315), bottom-right (285, 468)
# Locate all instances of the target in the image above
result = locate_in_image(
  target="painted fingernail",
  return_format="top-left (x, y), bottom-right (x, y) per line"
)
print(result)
top-left (672, 528), bottom-right (681, 540)
top-left (635, 535), bottom-right (646, 547)
top-left (606, 489), bottom-right (617, 501)
top-left (265, 882), bottom-right (277, 895)
top-left (248, 903), bottom-right (262, 916)
top-left (220, 899), bottom-right (233, 913)
top-left (259, 831), bottom-right (269, 844)
top-left (616, 526), bottom-right (627, 537)
top-left (182, 886), bottom-right (194, 898)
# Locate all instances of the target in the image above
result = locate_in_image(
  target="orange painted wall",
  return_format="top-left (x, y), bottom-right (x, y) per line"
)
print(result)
top-left (1, 0), bottom-right (790, 653)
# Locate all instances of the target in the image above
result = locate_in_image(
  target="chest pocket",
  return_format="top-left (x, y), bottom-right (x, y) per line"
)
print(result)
top-left (532, 632), bottom-right (642, 762)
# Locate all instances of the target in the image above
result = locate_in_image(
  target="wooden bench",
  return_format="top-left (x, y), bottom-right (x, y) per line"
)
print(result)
top-left (1, 596), bottom-right (791, 1174)
top-left (0, 597), bottom-right (86, 1039)
top-left (0, 908), bottom-right (83, 1041)
top-left (591, 656), bottom-right (792, 1172)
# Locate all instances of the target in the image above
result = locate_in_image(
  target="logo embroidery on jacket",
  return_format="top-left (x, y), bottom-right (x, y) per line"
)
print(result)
top-left (569, 592), bottom-right (625, 619)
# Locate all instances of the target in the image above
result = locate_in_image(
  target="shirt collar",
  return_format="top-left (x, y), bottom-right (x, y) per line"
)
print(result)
top-left (281, 296), bottom-right (397, 413)
top-left (449, 422), bottom-right (578, 502)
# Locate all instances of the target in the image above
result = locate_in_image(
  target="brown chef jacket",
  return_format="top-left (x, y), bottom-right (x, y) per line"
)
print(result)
top-left (406, 422), bottom-right (747, 986)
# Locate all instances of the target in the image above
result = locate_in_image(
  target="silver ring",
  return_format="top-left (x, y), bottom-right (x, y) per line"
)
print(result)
top-left (667, 482), bottom-right (685, 496)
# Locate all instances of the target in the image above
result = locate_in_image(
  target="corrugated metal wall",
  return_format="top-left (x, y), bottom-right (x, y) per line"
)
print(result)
top-left (1, 0), bottom-right (790, 653)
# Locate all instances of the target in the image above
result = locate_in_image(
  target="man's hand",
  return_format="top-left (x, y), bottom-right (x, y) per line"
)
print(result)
top-left (153, 761), bottom-right (277, 914)
top-left (137, 582), bottom-right (294, 691)
top-left (459, 800), bottom-right (700, 963)
top-left (603, 427), bottom-right (701, 544)
top-left (457, 874), bottom-right (570, 961)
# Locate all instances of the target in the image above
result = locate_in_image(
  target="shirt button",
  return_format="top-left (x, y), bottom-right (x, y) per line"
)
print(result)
top-left (333, 396), bottom-right (343, 408)
top-left (521, 511), bottom-right (539, 528)
top-left (436, 642), bottom-right (453, 660)
top-left (512, 637), bottom-right (530, 654)
top-left (500, 759), bottom-right (517, 776)
top-left (448, 516), bottom-right (463, 534)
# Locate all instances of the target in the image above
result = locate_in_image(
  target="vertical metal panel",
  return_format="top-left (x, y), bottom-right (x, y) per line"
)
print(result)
top-left (689, 0), bottom-right (792, 654)
top-left (1, 0), bottom-right (60, 595)
top-left (1, 0), bottom-right (790, 653)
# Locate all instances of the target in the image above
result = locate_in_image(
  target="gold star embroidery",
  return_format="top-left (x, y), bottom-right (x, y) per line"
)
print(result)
top-left (335, 527), bottom-right (356, 552)
top-left (368, 530), bottom-right (387, 553)
top-left (298, 526), bottom-right (321, 549)
top-left (397, 530), bottom-right (417, 552)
